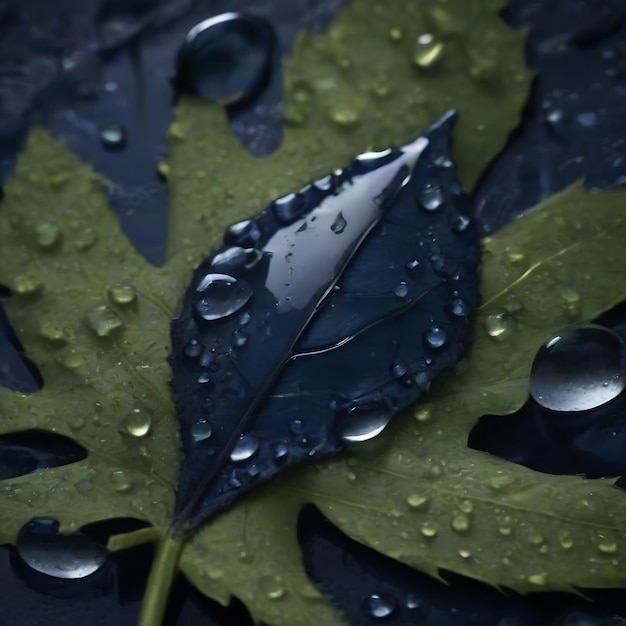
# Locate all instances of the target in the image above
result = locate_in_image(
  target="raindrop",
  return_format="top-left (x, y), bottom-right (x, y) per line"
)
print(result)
top-left (484, 312), bottom-right (513, 338)
top-left (330, 212), bottom-right (347, 234)
top-left (108, 284), bottom-right (136, 305)
top-left (331, 108), bottom-right (360, 126)
top-left (258, 573), bottom-right (286, 600)
top-left (414, 371), bottom-right (431, 391)
top-left (390, 362), bottom-right (408, 380)
top-left (272, 192), bottom-right (306, 223)
top-left (272, 440), bottom-right (290, 461)
top-left (558, 529), bottom-right (574, 549)
top-left (17, 519), bottom-right (107, 579)
top-left (238, 311), bottom-right (251, 326)
top-left (122, 409), bottom-right (151, 437)
top-left (232, 329), bottom-right (248, 348)
top-left (184, 339), bottom-right (203, 358)
top-left (230, 433), bottom-right (259, 462)
top-left (458, 547), bottom-right (472, 558)
top-left (449, 298), bottom-right (467, 317)
top-left (363, 593), bottom-right (397, 619)
top-left (419, 183), bottom-right (444, 210)
top-left (406, 493), bottom-right (429, 509)
top-left (99, 122), bottom-right (126, 150)
top-left (450, 513), bottom-right (471, 533)
top-left (420, 521), bottom-right (438, 537)
top-left (530, 324), bottom-right (625, 412)
top-left (13, 274), bottom-right (42, 295)
top-left (528, 572), bottom-right (547, 586)
top-left (86, 303), bottom-right (124, 337)
top-left (405, 259), bottom-right (420, 275)
top-left (191, 418), bottom-right (213, 442)
top-left (109, 470), bottom-right (133, 493)
top-left (424, 326), bottom-right (447, 349)
top-left (36, 223), bottom-right (62, 248)
top-left (451, 214), bottom-right (471, 233)
top-left (289, 418), bottom-right (305, 434)
top-left (335, 402), bottom-right (394, 443)
top-left (177, 13), bottom-right (275, 106)
top-left (415, 406), bottom-right (432, 422)
top-left (211, 247), bottom-right (249, 272)
top-left (394, 282), bottom-right (409, 299)
top-left (194, 273), bottom-right (253, 321)
top-left (197, 371), bottom-right (211, 385)
top-left (413, 33), bottom-right (444, 68)
top-left (223, 219), bottom-right (262, 247)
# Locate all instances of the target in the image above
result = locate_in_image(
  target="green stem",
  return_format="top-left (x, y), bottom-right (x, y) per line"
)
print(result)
top-left (137, 529), bottom-right (187, 626)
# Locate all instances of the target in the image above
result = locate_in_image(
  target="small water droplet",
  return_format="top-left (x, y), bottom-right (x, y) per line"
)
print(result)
top-left (194, 273), bottom-right (252, 321)
top-left (363, 593), bottom-right (397, 619)
top-left (459, 500), bottom-right (473, 513)
top-left (108, 284), bottom-right (136, 305)
top-left (415, 406), bottom-right (432, 422)
top-left (330, 107), bottom-right (359, 126)
top-left (99, 122), bottom-right (126, 150)
top-left (289, 419), bottom-right (305, 434)
top-left (86, 304), bottom-right (124, 337)
top-left (390, 362), bottom-right (409, 380)
top-left (497, 515), bottom-right (513, 535)
top-left (458, 547), bottom-right (472, 559)
top-left (238, 311), bottom-right (251, 326)
top-left (394, 282), bottom-right (409, 299)
top-left (528, 572), bottom-right (547, 586)
top-left (13, 274), bottom-right (42, 295)
top-left (594, 532), bottom-right (618, 554)
top-left (109, 470), bottom-right (133, 493)
top-left (74, 228), bottom-right (98, 251)
top-left (413, 33), bottom-right (444, 68)
top-left (577, 112), bottom-right (598, 127)
top-left (530, 324), bottom-right (625, 412)
top-left (184, 339), bottom-right (203, 358)
top-left (191, 418), bottom-right (213, 442)
top-left (424, 326), bottom-right (447, 349)
top-left (197, 371), bottom-right (211, 384)
top-left (330, 212), bottom-right (347, 234)
top-left (419, 183), bottom-right (444, 210)
top-left (558, 530), bottom-right (574, 549)
top-left (272, 440), bottom-right (290, 461)
top-left (230, 433), bottom-right (259, 462)
top-left (484, 312), bottom-right (513, 338)
top-left (39, 320), bottom-right (65, 341)
top-left (406, 493), bottom-right (430, 510)
top-left (451, 513), bottom-right (471, 533)
top-left (405, 259), bottom-right (420, 276)
top-left (122, 409), bottom-right (151, 437)
top-left (232, 329), bottom-right (248, 347)
top-left (449, 298), bottom-right (467, 317)
top-left (451, 214), bottom-right (471, 233)
top-left (36, 223), bottom-right (62, 248)
top-left (420, 521), bottom-right (438, 537)
top-left (258, 573), bottom-right (286, 599)
top-left (335, 403), bottom-right (394, 443)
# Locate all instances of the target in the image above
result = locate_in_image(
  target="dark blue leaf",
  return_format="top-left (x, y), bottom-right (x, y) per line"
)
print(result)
top-left (169, 111), bottom-right (481, 529)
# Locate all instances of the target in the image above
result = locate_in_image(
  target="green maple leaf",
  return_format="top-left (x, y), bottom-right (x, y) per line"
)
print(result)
top-left (0, 1), bottom-right (577, 624)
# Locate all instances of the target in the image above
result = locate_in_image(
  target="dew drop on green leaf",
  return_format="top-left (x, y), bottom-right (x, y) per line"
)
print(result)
top-left (122, 409), bottom-right (152, 438)
top-left (36, 223), bottom-right (62, 248)
top-left (86, 303), bottom-right (124, 337)
top-left (108, 284), bottom-right (137, 305)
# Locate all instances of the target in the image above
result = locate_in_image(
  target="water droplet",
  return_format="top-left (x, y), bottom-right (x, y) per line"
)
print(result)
top-left (39, 320), bottom-right (65, 341)
top-left (177, 13), bottom-right (275, 106)
top-left (211, 247), bottom-right (247, 272)
top-left (363, 593), bottom-right (397, 619)
top-left (289, 418), bottom-right (305, 434)
top-left (197, 371), bottom-right (211, 385)
top-left (335, 402), bottom-right (394, 443)
top-left (330, 212), bottom-right (347, 234)
top-left (405, 258), bottom-right (420, 276)
top-left (75, 228), bottom-right (98, 251)
top-left (497, 515), bottom-right (513, 535)
top-left (191, 418), bottom-right (213, 442)
top-left (223, 219), bottom-right (262, 247)
top-left (449, 298), bottom-right (468, 317)
top-left (109, 470), bottom-right (133, 493)
top-left (458, 547), bottom-right (472, 559)
top-left (17, 519), bottom-right (107, 579)
top-left (99, 122), bottom-right (126, 150)
top-left (314, 173), bottom-right (336, 191)
top-left (577, 112), bottom-right (598, 127)
top-left (420, 521), bottom-right (438, 537)
top-left (394, 282), bottom-right (409, 299)
top-left (108, 284), bottom-right (136, 305)
top-left (390, 362), bottom-right (409, 380)
top-left (331, 107), bottom-right (359, 126)
top-left (415, 406), bottom-right (432, 422)
top-left (413, 33), bottom-right (444, 68)
top-left (530, 324), bottom-right (625, 412)
top-left (184, 339), bottom-right (203, 358)
top-left (230, 433), bottom-right (259, 462)
top-left (36, 223), bottom-right (62, 248)
top-left (559, 530), bottom-right (574, 549)
top-left (424, 326), bottom-right (447, 349)
top-left (528, 572), bottom-right (547, 586)
top-left (258, 573), bottom-right (286, 599)
top-left (13, 274), bottom-right (42, 295)
top-left (419, 183), bottom-right (444, 210)
top-left (406, 493), bottom-right (430, 510)
top-left (238, 311), bottom-right (251, 326)
top-left (594, 532), bottom-right (618, 554)
top-left (194, 273), bottom-right (252, 321)
top-left (122, 409), bottom-right (151, 437)
top-left (458, 500), bottom-right (473, 513)
top-left (86, 304), bottom-right (124, 337)
top-left (451, 214), bottom-right (471, 233)
top-left (414, 371), bottom-right (431, 391)
top-left (272, 440), bottom-right (290, 461)
top-left (484, 312), bottom-right (513, 338)
top-left (451, 513), bottom-right (471, 533)
top-left (232, 329), bottom-right (248, 347)
top-left (273, 192), bottom-right (306, 223)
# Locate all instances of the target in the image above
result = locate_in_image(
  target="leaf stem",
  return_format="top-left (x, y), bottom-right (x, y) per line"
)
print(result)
top-left (137, 529), bottom-right (187, 626)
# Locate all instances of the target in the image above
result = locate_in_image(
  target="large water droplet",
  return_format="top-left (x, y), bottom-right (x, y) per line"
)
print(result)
top-left (530, 324), bottom-right (625, 412)
top-left (99, 122), bottom-right (126, 150)
top-left (448, 298), bottom-right (468, 317)
top-left (420, 521), bottom-right (438, 537)
top-left (424, 326), bottom-right (447, 349)
top-left (363, 593), bottom-right (397, 619)
top-left (177, 13), bottom-right (275, 106)
top-left (406, 493), bottom-right (429, 509)
top-left (211, 246), bottom-right (249, 272)
top-left (194, 273), bottom-right (252, 321)
top-left (335, 402), bottom-right (394, 443)
top-left (17, 519), bottom-right (107, 579)
top-left (413, 33), bottom-right (444, 68)
top-left (191, 418), bottom-right (213, 442)
top-left (484, 312), bottom-right (513, 338)
top-left (230, 433), bottom-right (259, 462)
top-left (330, 212), bottom-right (347, 234)
top-left (419, 183), bottom-right (444, 210)
top-left (108, 284), bottom-right (136, 305)
top-left (394, 282), bottom-right (409, 299)
top-left (184, 339), bottom-right (203, 358)
top-left (272, 192), bottom-right (306, 224)
top-left (450, 513), bottom-right (471, 533)
top-left (223, 219), bottom-right (262, 247)
top-left (86, 304), bottom-right (124, 337)
top-left (258, 573), bottom-right (286, 600)
top-left (36, 223), bottom-right (62, 248)
top-left (109, 469), bottom-right (133, 493)
top-left (122, 409), bottom-right (151, 437)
